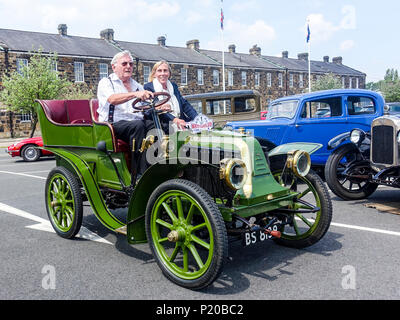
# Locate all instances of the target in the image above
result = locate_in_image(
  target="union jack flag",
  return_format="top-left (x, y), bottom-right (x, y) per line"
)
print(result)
top-left (220, 0), bottom-right (224, 30)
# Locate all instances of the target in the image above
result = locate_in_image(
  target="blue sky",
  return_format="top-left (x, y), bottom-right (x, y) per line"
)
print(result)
top-left (0, 0), bottom-right (398, 82)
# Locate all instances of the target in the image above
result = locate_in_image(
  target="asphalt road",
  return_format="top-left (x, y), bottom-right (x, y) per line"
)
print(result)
top-left (1, 149), bottom-right (400, 302)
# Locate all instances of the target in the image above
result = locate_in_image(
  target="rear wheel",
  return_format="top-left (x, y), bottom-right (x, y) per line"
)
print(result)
top-left (325, 144), bottom-right (378, 200)
top-left (145, 179), bottom-right (227, 290)
top-left (22, 144), bottom-right (40, 162)
top-left (273, 170), bottom-right (332, 248)
top-left (45, 167), bottom-right (83, 239)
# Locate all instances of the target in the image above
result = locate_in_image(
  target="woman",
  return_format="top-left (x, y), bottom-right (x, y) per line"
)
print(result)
top-left (144, 60), bottom-right (198, 131)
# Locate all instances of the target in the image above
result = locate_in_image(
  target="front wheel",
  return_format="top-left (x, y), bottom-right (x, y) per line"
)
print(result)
top-left (325, 143), bottom-right (378, 200)
top-left (22, 144), bottom-right (40, 162)
top-left (145, 179), bottom-right (228, 290)
top-left (273, 170), bottom-right (332, 249)
top-left (45, 167), bottom-right (83, 239)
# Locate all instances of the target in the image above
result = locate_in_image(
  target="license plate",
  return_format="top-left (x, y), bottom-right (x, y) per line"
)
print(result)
top-left (242, 226), bottom-right (278, 247)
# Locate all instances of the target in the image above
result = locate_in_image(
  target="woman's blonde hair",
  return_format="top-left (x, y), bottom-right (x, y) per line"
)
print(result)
top-left (148, 60), bottom-right (172, 82)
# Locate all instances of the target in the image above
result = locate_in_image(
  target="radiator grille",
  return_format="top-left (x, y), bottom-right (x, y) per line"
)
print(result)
top-left (372, 125), bottom-right (393, 165)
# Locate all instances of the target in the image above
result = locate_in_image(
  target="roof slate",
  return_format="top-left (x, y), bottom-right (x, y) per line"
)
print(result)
top-left (0, 27), bottom-right (365, 76)
top-left (0, 28), bottom-right (119, 58)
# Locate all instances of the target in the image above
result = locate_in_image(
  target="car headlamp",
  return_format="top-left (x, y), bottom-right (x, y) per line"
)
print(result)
top-left (286, 150), bottom-right (311, 177)
top-left (219, 158), bottom-right (248, 190)
top-left (350, 129), bottom-right (365, 145)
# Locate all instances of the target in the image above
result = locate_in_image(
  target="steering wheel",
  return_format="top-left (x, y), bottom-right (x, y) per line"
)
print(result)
top-left (132, 92), bottom-right (171, 112)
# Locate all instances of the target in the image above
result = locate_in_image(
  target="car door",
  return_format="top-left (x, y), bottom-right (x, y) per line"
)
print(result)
top-left (344, 94), bottom-right (378, 132)
top-left (284, 95), bottom-right (348, 165)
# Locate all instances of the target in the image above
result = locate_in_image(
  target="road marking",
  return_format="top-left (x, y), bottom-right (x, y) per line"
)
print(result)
top-left (330, 221), bottom-right (400, 237)
top-left (0, 170), bottom-right (46, 180)
top-left (0, 202), bottom-right (112, 245)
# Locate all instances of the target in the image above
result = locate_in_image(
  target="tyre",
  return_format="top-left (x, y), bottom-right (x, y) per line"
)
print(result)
top-left (22, 144), bottom-right (40, 162)
top-left (45, 167), bottom-right (83, 239)
top-left (145, 179), bottom-right (228, 290)
top-left (273, 170), bottom-right (332, 249)
top-left (325, 144), bottom-right (378, 200)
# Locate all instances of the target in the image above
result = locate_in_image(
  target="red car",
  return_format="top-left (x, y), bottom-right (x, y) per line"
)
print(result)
top-left (6, 136), bottom-right (53, 162)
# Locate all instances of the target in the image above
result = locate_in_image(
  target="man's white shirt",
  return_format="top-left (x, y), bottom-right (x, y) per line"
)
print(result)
top-left (97, 73), bottom-right (144, 122)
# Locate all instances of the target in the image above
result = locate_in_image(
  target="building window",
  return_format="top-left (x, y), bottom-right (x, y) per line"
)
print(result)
top-left (197, 69), bottom-right (204, 85)
top-left (143, 65), bottom-right (150, 83)
top-left (299, 74), bottom-right (304, 88)
top-left (16, 58), bottom-right (28, 75)
top-left (255, 72), bottom-right (260, 87)
top-left (228, 70), bottom-right (233, 86)
top-left (356, 77), bottom-right (359, 89)
top-left (342, 76), bottom-right (346, 88)
top-left (278, 73), bottom-right (283, 88)
top-left (99, 63), bottom-right (109, 80)
top-left (349, 77), bottom-right (353, 89)
top-left (267, 73), bottom-right (272, 87)
top-left (289, 74), bottom-right (294, 88)
top-left (181, 68), bottom-right (188, 85)
top-left (241, 71), bottom-right (247, 86)
top-left (213, 70), bottom-right (219, 86)
top-left (74, 62), bottom-right (84, 82)
top-left (19, 112), bottom-right (31, 123)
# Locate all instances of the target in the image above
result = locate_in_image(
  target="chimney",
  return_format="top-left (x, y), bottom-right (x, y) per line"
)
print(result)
top-left (186, 39), bottom-right (200, 50)
top-left (58, 24), bottom-right (67, 36)
top-left (100, 28), bottom-right (114, 41)
top-left (298, 52), bottom-right (309, 61)
top-left (157, 36), bottom-right (166, 46)
top-left (282, 51), bottom-right (289, 58)
top-left (249, 44), bottom-right (261, 56)
top-left (228, 44), bottom-right (236, 53)
top-left (332, 56), bottom-right (343, 65)
top-left (323, 56), bottom-right (329, 63)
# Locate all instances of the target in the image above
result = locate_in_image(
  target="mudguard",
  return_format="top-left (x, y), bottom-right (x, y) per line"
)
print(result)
top-left (269, 142), bottom-right (322, 157)
top-left (327, 132), bottom-right (351, 150)
top-left (45, 147), bottom-right (125, 231)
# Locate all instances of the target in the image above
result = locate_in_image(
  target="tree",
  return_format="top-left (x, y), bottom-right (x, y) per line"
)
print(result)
top-left (0, 51), bottom-right (70, 137)
top-left (311, 73), bottom-right (342, 92)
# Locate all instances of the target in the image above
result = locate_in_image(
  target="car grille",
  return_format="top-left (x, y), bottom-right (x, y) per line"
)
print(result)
top-left (372, 125), bottom-right (393, 165)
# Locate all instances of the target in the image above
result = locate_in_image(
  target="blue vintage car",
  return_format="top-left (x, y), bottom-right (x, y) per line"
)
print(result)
top-left (225, 89), bottom-right (387, 167)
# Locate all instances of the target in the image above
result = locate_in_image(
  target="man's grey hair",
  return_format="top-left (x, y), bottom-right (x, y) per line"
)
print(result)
top-left (111, 50), bottom-right (134, 65)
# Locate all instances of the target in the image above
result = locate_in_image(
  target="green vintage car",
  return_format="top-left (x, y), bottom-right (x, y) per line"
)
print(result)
top-left (36, 93), bottom-right (332, 290)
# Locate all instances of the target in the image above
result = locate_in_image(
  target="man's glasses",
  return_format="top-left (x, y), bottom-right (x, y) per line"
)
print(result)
top-left (121, 61), bottom-right (134, 67)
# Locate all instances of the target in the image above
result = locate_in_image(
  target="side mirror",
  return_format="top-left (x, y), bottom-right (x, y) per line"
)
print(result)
top-left (96, 141), bottom-right (108, 154)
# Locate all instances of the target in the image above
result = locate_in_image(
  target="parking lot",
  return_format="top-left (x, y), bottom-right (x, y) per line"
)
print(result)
top-left (1, 147), bottom-right (400, 301)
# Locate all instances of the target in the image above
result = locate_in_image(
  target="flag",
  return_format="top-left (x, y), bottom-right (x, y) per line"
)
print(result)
top-left (220, 8), bottom-right (224, 30)
top-left (306, 23), bottom-right (310, 43)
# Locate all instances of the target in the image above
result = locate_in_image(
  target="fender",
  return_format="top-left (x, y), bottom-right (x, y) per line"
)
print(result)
top-left (327, 132), bottom-right (351, 150)
top-left (45, 147), bottom-right (125, 231)
top-left (269, 142), bottom-right (322, 157)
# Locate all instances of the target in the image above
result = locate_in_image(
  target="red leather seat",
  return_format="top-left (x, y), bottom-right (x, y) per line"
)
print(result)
top-left (90, 99), bottom-right (129, 153)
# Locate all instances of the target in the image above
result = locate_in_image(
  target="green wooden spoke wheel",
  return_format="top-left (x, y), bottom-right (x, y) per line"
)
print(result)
top-left (45, 167), bottom-right (83, 239)
top-left (145, 179), bottom-right (227, 290)
top-left (273, 170), bottom-right (332, 248)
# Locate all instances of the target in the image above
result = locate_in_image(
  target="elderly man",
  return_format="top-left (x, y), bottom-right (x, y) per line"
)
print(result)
top-left (97, 50), bottom-right (154, 185)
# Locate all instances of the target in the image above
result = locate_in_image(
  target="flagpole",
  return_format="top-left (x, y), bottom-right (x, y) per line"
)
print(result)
top-left (307, 20), bottom-right (311, 93)
top-left (221, 0), bottom-right (226, 114)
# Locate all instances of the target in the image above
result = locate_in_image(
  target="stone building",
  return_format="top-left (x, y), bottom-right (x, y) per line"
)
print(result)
top-left (0, 25), bottom-right (366, 138)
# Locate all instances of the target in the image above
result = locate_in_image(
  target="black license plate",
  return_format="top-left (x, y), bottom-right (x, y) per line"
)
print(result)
top-left (242, 226), bottom-right (278, 246)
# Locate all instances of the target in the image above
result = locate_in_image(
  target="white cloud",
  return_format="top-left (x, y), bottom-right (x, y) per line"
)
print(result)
top-left (207, 19), bottom-right (276, 52)
top-left (340, 39), bottom-right (355, 51)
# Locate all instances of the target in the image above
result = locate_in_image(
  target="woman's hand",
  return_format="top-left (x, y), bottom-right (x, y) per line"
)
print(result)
top-left (156, 103), bottom-right (172, 112)
top-left (173, 118), bottom-right (187, 130)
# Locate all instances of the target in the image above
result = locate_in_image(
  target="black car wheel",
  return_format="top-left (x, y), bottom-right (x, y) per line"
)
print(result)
top-left (325, 143), bottom-right (378, 200)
